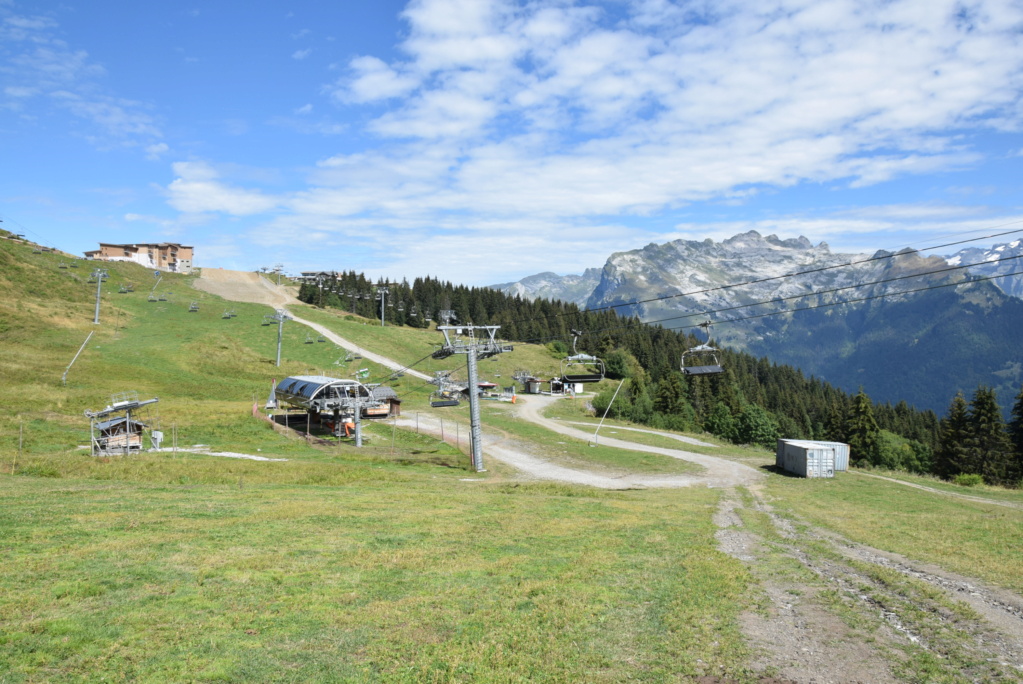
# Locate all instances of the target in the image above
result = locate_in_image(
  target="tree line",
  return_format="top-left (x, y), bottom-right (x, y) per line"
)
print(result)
top-left (298, 271), bottom-right (1021, 486)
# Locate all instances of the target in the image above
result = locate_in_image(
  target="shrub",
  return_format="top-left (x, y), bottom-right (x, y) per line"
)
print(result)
top-left (953, 473), bottom-right (983, 487)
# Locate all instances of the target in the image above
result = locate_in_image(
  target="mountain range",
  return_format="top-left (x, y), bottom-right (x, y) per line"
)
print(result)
top-left (491, 231), bottom-right (1023, 415)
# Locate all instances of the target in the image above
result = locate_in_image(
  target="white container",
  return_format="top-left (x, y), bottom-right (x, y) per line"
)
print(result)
top-left (775, 439), bottom-right (836, 478)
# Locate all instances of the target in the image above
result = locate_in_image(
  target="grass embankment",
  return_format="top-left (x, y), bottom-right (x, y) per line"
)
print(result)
top-left (766, 472), bottom-right (1023, 594)
top-left (482, 401), bottom-right (704, 476)
top-left (0, 242), bottom-right (447, 458)
top-left (541, 397), bottom-right (763, 460)
top-left (293, 305), bottom-right (568, 404)
top-left (1, 476), bottom-right (754, 682)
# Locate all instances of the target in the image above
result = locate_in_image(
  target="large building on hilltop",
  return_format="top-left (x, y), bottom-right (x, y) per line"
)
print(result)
top-left (84, 242), bottom-right (194, 273)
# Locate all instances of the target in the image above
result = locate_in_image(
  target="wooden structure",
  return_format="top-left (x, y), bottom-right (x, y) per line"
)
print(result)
top-left (84, 392), bottom-right (160, 455)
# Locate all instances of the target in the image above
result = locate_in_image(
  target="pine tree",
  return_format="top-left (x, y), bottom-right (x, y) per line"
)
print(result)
top-left (1009, 384), bottom-right (1023, 483)
top-left (934, 392), bottom-right (969, 479)
top-left (965, 386), bottom-right (1015, 486)
top-left (654, 372), bottom-right (687, 416)
top-left (846, 389), bottom-right (881, 466)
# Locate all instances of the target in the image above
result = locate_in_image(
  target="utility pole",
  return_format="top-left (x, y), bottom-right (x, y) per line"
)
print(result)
top-left (432, 325), bottom-right (513, 472)
top-left (91, 269), bottom-right (108, 324)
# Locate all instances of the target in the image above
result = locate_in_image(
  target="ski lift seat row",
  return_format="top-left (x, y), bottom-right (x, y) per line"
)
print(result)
top-left (430, 389), bottom-right (461, 408)
top-left (559, 330), bottom-right (606, 384)
top-left (681, 343), bottom-right (724, 376)
top-left (560, 353), bottom-right (605, 384)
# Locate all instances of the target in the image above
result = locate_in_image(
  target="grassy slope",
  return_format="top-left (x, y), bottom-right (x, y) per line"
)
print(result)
top-left (2, 237), bottom-right (1023, 681)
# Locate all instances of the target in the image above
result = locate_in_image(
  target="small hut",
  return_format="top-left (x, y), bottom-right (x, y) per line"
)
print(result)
top-left (84, 392), bottom-right (160, 456)
top-left (93, 417), bottom-right (147, 453)
top-left (370, 385), bottom-right (401, 417)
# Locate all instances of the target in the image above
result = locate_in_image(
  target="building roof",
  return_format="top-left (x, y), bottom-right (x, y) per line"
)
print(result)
top-left (96, 242), bottom-right (193, 249)
top-left (371, 385), bottom-right (399, 401)
top-left (274, 375), bottom-right (372, 411)
top-left (94, 417), bottom-right (147, 431)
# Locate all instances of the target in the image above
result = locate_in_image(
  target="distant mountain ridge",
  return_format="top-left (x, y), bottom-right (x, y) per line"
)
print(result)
top-left (491, 231), bottom-right (1023, 414)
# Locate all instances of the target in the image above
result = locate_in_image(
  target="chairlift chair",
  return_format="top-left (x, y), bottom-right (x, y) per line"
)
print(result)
top-left (70, 261), bottom-right (79, 268)
top-left (188, 302), bottom-right (200, 312)
top-left (680, 345), bottom-right (725, 376)
top-left (681, 321), bottom-right (725, 376)
top-left (58, 262), bottom-right (68, 269)
top-left (304, 334), bottom-right (315, 344)
top-left (430, 389), bottom-right (461, 408)
top-left (118, 285), bottom-right (129, 294)
top-left (560, 329), bottom-right (605, 384)
top-left (147, 293), bottom-right (157, 302)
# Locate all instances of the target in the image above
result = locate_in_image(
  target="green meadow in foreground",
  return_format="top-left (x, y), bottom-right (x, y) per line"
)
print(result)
top-left (1, 475), bottom-right (752, 682)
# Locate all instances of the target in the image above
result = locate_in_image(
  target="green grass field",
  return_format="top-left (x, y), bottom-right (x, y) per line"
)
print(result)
top-left (2, 238), bottom-right (1022, 682)
top-left (1, 476), bottom-right (754, 682)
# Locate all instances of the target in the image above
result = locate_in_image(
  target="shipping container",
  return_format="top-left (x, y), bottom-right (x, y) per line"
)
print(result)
top-left (775, 439), bottom-right (837, 478)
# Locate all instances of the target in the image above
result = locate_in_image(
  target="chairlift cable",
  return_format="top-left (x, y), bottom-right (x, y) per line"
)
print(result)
top-left (498, 221), bottom-right (1023, 329)
top-left (502, 251), bottom-right (1023, 347)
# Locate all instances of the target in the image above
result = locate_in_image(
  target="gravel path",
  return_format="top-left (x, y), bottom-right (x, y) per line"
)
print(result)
top-left (513, 395), bottom-right (762, 488)
top-left (398, 395), bottom-right (763, 489)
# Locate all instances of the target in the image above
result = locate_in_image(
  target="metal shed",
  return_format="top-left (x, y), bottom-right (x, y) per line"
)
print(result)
top-left (775, 439), bottom-right (837, 478)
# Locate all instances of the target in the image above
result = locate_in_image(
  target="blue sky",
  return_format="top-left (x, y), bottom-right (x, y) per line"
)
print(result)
top-left (2, 0), bottom-right (1022, 285)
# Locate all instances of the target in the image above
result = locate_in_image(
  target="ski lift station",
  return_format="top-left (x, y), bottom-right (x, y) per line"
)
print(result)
top-left (775, 439), bottom-right (849, 478)
top-left (273, 375), bottom-right (393, 420)
top-left (275, 375), bottom-right (373, 411)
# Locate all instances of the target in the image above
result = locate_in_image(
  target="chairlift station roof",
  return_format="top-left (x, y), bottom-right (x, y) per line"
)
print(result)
top-left (275, 375), bottom-right (374, 412)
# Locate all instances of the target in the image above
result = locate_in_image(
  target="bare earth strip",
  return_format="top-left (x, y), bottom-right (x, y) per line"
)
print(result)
top-left (193, 269), bottom-right (433, 381)
top-left (397, 395), bottom-right (762, 489)
top-left (717, 487), bottom-right (1023, 682)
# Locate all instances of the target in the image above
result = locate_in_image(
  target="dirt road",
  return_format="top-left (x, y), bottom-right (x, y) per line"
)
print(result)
top-left (507, 394), bottom-right (763, 488)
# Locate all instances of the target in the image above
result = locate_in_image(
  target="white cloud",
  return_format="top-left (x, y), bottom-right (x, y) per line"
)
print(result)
top-left (161, 0), bottom-right (1023, 282)
top-left (166, 161), bottom-right (278, 216)
top-left (333, 55), bottom-right (419, 103)
top-left (1, 6), bottom-right (163, 148)
top-left (292, 48), bottom-right (312, 60)
top-left (145, 143), bottom-right (169, 160)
